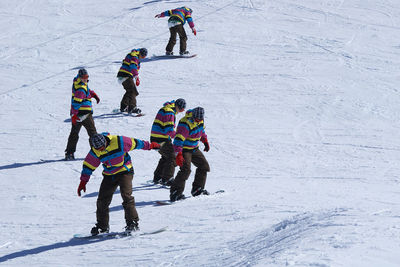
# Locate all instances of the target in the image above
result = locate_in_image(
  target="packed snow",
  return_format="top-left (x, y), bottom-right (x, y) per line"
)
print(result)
top-left (1, 0), bottom-right (400, 266)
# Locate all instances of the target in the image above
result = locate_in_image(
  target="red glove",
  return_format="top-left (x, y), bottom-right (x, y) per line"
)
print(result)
top-left (135, 77), bottom-right (140, 86)
top-left (150, 142), bottom-right (160, 149)
top-left (77, 180), bottom-right (87, 196)
top-left (176, 152), bottom-right (184, 167)
top-left (71, 114), bottom-right (79, 125)
top-left (203, 139), bottom-right (210, 152)
top-left (192, 28), bottom-right (197, 36)
top-left (91, 92), bottom-right (100, 104)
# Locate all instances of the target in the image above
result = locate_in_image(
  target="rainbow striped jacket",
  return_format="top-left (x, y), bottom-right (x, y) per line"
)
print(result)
top-left (173, 109), bottom-right (207, 153)
top-left (80, 133), bottom-right (151, 182)
top-left (150, 100), bottom-right (179, 143)
top-left (117, 49), bottom-right (141, 78)
top-left (70, 76), bottom-right (95, 116)
top-left (159, 7), bottom-right (195, 29)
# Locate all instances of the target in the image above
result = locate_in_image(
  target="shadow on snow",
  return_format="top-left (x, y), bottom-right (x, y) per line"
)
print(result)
top-left (0, 158), bottom-right (85, 170)
top-left (0, 236), bottom-right (113, 263)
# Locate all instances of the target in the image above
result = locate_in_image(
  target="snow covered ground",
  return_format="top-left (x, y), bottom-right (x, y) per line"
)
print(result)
top-left (1, 0), bottom-right (400, 266)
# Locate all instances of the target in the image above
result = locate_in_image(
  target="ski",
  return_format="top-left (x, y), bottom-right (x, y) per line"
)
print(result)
top-left (155, 190), bottom-right (225, 206)
top-left (73, 226), bottom-right (167, 239)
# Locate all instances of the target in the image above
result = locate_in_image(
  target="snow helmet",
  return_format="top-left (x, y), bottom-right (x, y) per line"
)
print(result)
top-left (139, 48), bottom-right (148, 57)
top-left (192, 107), bottom-right (204, 120)
top-left (78, 68), bottom-right (88, 78)
top-left (90, 134), bottom-right (107, 149)
top-left (175, 98), bottom-right (186, 110)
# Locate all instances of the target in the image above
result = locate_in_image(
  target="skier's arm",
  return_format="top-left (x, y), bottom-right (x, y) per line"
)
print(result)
top-left (78, 151), bottom-right (101, 196)
top-left (130, 56), bottom-right (140, 77)
top-left (173, 122), bottom-right (189, 153)
top-left (122, 136), bottom-right (151, 152)
top-left (155, 10), bottom-right (171, 18)
top-left (89, 89), bottom-right (100, 104)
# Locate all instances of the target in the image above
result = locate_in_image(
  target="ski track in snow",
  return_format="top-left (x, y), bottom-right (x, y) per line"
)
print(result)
top-left (210, 209), bottom-right (349, 266)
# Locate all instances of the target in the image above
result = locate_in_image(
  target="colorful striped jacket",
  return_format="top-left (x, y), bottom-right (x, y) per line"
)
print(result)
top-left (159, 7), bottom-right (195, 29)
top-left (150, 100), bottom-right (179, 143)
top-left (70, 76), bottom-right (95, 116)
top-left (80, 133), bottom-right (151, 182)
top-left (173, 109), bottom-right (207, 153)
top-left (117, 49), bottom-right (141, 78)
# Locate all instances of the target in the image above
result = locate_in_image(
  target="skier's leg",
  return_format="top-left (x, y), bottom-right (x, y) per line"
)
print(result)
top-left (191, 149), bottom-right (210, 192)
top-left (118, 172), bottom-right (139, 223)
top-left (65, 121), bottom-right (83, 154)
top-left (160, 140), bottom-right (176, 183)
top-left (96, 176), bottom-right (119, 229)
top-left (153, 155), bottom-right (166, 183)
top-left (121, 78), bottom-right (139, 112)
top-left (166, 26), bottom-right (178, 53)
top-left (81, 113), bottom-right (97, 138)
top-left (177, 24), bottom-right (188, 54)
top-left (121, 77), bottom-right (138, 112)
top-left (170, 151), bottom-right (192, 196)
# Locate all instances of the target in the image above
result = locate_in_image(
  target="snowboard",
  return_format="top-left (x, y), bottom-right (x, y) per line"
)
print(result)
top-left (73, 226), bottom-right (167, 239)
top-left (112, 109), bottom-right (145, 117)
top-left (155, 190), bottom-right (225, 206)
top-left (143, 54), bottom-right (197, 62)
top-left (155, 54), bottom-right (197, 59)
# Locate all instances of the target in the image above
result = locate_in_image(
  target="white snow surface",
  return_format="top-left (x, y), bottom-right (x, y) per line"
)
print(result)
top-left (1, 0), bottom-right (400, 266)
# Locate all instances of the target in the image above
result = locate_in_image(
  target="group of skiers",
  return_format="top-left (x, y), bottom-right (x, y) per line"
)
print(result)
top-left (64, 7), bottom-right (210, 235)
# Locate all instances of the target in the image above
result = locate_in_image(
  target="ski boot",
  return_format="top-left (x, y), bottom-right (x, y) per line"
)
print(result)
top-left (125, 220), bottom-right (139, 234)
top-left (90, 224), bottom-right (109, 236)
top-left (191, 187), bottom-right (210, 197)
top-left (170, 190), bottom-right (185, 202)
top-left (166, 51), bottom-right (173, 55)
top-left (153, 177), bottom-right (162, 184)
top-left (179, 51), bottom-right (190, 56)
top-left (128, 106), bottom-right (141, 114)
top-left (65, 152), bottom-right (75, 161)
top-left (162, 177), bottom-right (174, 187)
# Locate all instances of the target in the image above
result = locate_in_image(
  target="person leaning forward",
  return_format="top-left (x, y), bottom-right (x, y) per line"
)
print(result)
top-left (150, 98), bottom-right (186, 186)
top-left (77, 132), bottom-right (160, 236)
top-left (169, 107), bottom-right (211, 202)
top-left (116, 48), bottom-right (148, 114)
top-left (155, 6), bottom-right (196, 55)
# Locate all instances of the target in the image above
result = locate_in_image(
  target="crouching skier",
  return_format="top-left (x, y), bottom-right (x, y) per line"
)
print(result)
top-left (170, 107), bottom-right (211, 202)
top-left (77, 133), bottom-right (160, 235)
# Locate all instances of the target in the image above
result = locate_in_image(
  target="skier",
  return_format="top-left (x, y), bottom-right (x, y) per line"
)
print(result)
top-left (65, 68), bottom-right (100, 160)
top-left (77, 133), bottom-right (160, 235)
top-left (150, 98), bottom-right (186, 186)
top-left (117, 48), bottom-right (148, 114)
top-left (155, 7), bottom-right (196, 55)
top-left (169, 107), bottom-right (210, 202)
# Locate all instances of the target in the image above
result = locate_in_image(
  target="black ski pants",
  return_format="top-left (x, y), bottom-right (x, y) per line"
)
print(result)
top-left (153, 139), bottom-right (176, 182)
top-left (65, 113), bottom-right (97, 154)
top-left (166, 24), bottom-right (187, 54)
top-left (120, 77), bottom-right (139, 111)
top-left (96, 172), bottom-right (139, 229)
top-left (170, 149), bottom-right (210, 196)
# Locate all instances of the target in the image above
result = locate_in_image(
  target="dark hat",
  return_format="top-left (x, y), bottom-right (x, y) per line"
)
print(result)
top-left (175, 98), bottom-right (186, 110)
top-left (192, 107), bottom-right (204, 120)
top-left (78, 68), bottom-right (88, 78)
top-left (90, 134), bottom-right (107, 149)
top-left (139, 48), bottom-right (148, 57)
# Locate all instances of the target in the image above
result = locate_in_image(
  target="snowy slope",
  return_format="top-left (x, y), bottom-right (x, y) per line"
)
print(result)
top-left (1, 0), bottom-right (400, 266)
